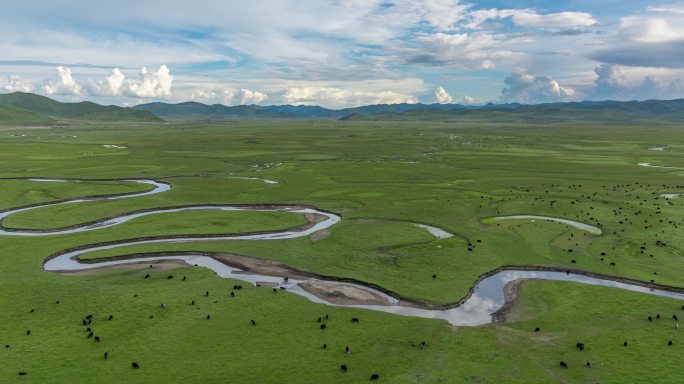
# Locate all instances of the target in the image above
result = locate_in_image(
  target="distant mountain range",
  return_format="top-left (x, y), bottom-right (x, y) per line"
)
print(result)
top-left (0, 92), bottom-right (162, 125)
top-left (134, 99), bottom-right (684, 124)
top-left (132, 101), bottom-right (469, 120)
top-left (1, 92), bottom-right (684, 126)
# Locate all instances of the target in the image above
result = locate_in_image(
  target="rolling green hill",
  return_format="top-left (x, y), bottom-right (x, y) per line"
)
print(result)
top-left (341, 99), bottom-right (684, 124)
top-left (0, 103), bottom-right (55, 126)
top-left (132, 101), bottom-right (299, 120)
top-left (0, 92), bottom-right (163, 123)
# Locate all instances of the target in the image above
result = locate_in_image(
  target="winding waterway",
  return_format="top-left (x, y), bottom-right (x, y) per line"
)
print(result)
top-left (2, 177), bottom-right (682, 326)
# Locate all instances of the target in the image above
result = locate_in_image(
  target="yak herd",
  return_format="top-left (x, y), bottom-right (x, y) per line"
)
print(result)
top-left (7, 271), bottom-right (389, 380)
top-left (6, 180), bottom-right (684, 380)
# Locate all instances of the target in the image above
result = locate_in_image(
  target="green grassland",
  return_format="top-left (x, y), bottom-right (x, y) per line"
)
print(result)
top-left (0, 120), bottom-right (683, 383)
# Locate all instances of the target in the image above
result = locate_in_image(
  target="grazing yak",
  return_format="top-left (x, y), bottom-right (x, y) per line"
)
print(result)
top-left (132, 362), bottom-right (140, 369)
top-left (370, 373), bottom-right (380, 380)
top-left (559, 361), bottom-right (568, 368)
top-left (340, 364), bottom-right (347, 372)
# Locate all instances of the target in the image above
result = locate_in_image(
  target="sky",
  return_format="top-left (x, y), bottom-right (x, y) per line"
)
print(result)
top-left (1, 0), bottom-right (684, 108)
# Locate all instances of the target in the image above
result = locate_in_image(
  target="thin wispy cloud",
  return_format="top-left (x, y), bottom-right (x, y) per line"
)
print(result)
top-left (0, 1), bottom-right (683, 106)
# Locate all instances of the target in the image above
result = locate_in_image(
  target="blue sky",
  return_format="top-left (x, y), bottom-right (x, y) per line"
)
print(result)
top-left (1, 0), bottom-right (683, 108)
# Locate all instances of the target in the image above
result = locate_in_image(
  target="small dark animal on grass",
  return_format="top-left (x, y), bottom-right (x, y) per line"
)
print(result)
top-left (18, 372), bottom-right (26, 376)
top-left (320, 324), bottom-right (327, 330)
top-left (668, 340), bottom-right (673, 346)
top-left (586, 362), bottom-right (591, 368)
top-left (534, 327), bottom-right (541, 332)
top-left (576, 343), bottom-right (584, 351)
top-left (167, 275), bottom-right (173, 280)
top-left (230, 292), bottom-right (235, 297)
top-left (251, 320), bottom-right (256, 326)
top-left (108, 315), bottom-right (113, 320)
top-left (623, 341), bottom-right (628, 346)
top-left (144, 274), bottom-right (149, 279)
top-left (340, 364), bottom-right (347, 372)
top-left (95, 336), bottom-right (100, 342)
top-left (132, 362), bottom-right (140, 369)
top-left (26, 330), bottom-right (30, 336)
top-left (323, 344), bottom-right (327, 349)
top-left (104, 352), bottom-right (108, 360)
top-left (351, 317), bottom-right (360, 323)
top-left (559, 361), bottom-right (568, 368)
top-left (370, 373), bottom-right (380, 380)
top-left (345, 346), bottom-right (349, 354)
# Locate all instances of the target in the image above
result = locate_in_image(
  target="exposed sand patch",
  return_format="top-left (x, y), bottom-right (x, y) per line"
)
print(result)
top-left (212, 253), bottom-right (313, 280)
top-left (309, 228), bottom-right (330, 242)
top-left (491, 279), bottom-right (522, 323)
top-left (299, 282), bottom-right (391, 306)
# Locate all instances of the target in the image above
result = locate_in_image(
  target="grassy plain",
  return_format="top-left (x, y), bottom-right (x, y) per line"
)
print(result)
top-left (0, 120), bottom-right (682, 383)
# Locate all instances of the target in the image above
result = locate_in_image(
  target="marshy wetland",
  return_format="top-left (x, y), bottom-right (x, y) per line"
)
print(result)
top-left (1, 121), bottom-right (683, 383)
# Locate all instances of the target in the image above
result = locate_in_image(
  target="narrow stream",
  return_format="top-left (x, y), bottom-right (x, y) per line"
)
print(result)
top-left (3, 177), bottom-right (682, 326)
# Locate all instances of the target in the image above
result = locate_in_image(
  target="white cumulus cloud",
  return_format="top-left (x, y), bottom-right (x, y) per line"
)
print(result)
top-left (282, 87), bottom-right (417, 108)
top-left (188, 88), bottom-right (236, 105)
top-left (85, 68), bottom-right (126, 96)
top-left (123, 65), bottom-right (173, 98)
top-left (43, 66), bottom-right (83, 96)
top-left (238, 89), bottom-right (268, 105)
top-left (435, 86), bottom-right (454, 103)
top-left (0, 75), bottom-right (34, 93)
top-left (500, 72), bottom-right (575, 104)
top-left (460, 95), bottom-right (480, 104)
top-left (592, 64), bottom-right (684, 100)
